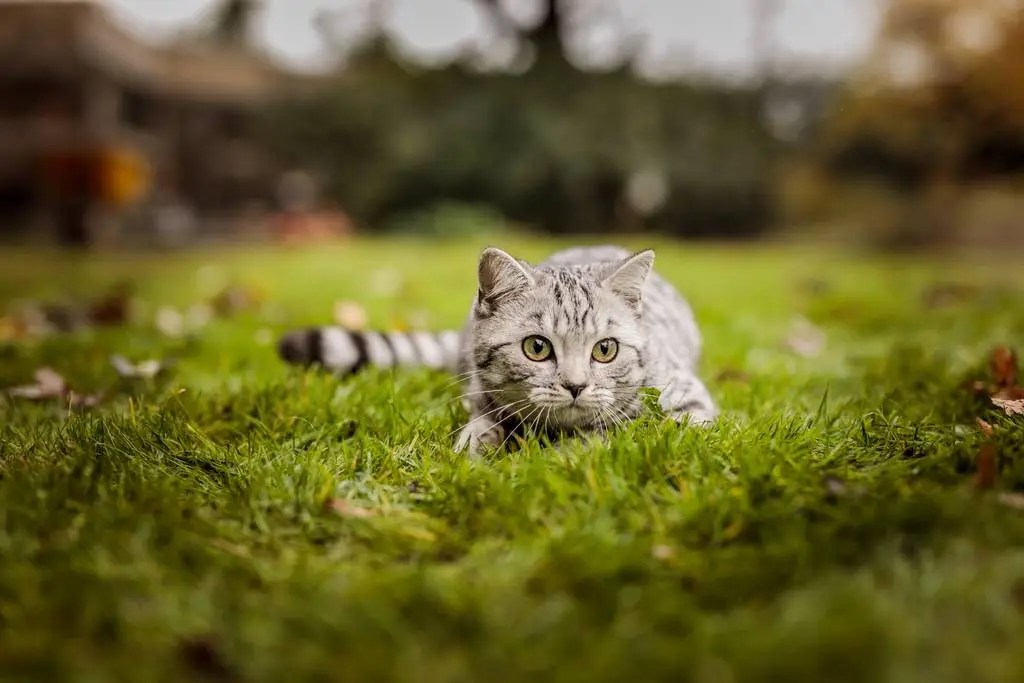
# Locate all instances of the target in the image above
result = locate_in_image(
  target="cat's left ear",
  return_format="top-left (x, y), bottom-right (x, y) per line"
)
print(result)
top-left (602, 250), bottom-right (655, 309)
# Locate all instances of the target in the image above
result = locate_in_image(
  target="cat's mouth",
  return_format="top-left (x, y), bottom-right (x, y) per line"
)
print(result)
top-left (528, 402), bottom-right (602, 429)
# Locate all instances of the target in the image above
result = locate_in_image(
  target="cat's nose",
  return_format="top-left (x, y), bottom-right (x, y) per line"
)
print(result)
top-left (564, 383), bottom-right (587, 399)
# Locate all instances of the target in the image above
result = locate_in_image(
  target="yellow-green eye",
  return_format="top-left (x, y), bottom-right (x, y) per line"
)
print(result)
top-left (522, 335), bottom-right (553, 361)
top-left (592, 338), bottom-right (618, 363)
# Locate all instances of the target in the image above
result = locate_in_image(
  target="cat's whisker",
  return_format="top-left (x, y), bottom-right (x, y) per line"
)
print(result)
top-left (447, 397), bottom-right (531, 439)
top-left (439, 370), bottom-right (480, 392)
top-left (499, 405), bottom-right (540, 452)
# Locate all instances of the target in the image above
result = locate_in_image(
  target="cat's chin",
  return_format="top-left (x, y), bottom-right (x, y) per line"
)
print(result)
top-left (536, 403), bottom-right (602, 430)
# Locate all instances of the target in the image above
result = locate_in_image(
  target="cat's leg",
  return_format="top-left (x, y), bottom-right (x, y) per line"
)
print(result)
top-left (454, 411), bottom-right (506, 456)
top-left (659, 372), bottom-right (718, 426)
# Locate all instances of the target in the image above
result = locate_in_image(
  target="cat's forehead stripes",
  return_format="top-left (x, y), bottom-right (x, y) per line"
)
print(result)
top-left (536, 267), bottom-right (600, 333)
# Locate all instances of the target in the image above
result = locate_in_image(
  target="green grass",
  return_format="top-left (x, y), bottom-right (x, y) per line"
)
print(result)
top-left (1, 237), bottom-right (1023, 682)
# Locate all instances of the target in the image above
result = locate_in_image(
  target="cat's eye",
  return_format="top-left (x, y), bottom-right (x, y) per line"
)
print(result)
top-left (591, 338), bottom-right (618, 363)
top-left (522, 335), bottom-right (553, 361)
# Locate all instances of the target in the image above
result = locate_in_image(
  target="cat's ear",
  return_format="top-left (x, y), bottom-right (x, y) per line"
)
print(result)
top-left (477, 247), bottom-right (534, 310)
top-left (602, 250), bottom-right (655, 309)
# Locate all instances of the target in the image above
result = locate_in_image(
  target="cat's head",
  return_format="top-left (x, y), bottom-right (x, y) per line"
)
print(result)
top-left (470, 247), bottom-right (653, 431)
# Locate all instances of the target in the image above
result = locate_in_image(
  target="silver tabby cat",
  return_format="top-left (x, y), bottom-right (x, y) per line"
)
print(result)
top-left (278, 245), bottom-right (716, 454)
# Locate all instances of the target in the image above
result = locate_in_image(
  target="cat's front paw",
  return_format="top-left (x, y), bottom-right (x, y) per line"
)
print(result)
top-left (667, 408), bottom-right (718, 427)
top-left (454, 417), bottom-right (505, 457)
top-left (659, 379), bottom-right (718, 427)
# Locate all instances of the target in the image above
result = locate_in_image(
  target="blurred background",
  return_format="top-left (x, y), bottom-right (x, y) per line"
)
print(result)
top-left (0, 0), bottom-right (1021, 251)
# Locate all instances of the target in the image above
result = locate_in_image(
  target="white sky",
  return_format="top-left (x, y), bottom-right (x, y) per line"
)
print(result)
top-left (102, 0), bottom-right (881, 78)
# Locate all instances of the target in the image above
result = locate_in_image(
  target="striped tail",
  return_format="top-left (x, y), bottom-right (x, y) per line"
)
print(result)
top-left (277, 327), bottom-right (463, 375)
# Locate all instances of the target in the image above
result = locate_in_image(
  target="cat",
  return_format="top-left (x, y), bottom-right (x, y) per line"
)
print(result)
top-left (278, 245), bottom-right (717, 454)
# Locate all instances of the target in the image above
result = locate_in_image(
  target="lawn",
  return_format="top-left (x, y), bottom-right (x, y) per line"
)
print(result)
top-left (1, 237), bottom-right (1023, 682)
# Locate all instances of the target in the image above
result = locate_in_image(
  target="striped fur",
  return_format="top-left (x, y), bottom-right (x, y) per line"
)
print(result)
top-left (278, 245), bottom-right (717, 455)
top-left (278, 327), bottom-right (462, 375)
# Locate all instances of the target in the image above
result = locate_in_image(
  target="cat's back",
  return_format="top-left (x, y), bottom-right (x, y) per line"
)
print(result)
top-left (541, 245), bottom-right (632, 268)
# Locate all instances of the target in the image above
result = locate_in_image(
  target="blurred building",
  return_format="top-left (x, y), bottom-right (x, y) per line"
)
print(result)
top-left (0, 0), bottom-right (310, 246)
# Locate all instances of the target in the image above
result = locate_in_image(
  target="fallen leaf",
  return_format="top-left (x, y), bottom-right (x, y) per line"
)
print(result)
top-left (992, 397), bottom-right (1024, 416)
top-left (110, 355), bottom-right (164, 379)
top-left (976, 417), bottom-right (994, 437)
top-left (333, 300), bottom-right (368, 330)
top-left (992, 346), bottom-right (1018, 389)
top-left (88, 282), bottom-right (134, 326)
top-left (974, 443), bottom-right (998, 490)
top-left (8, 367), bottom-right (66, 399)
top-left (997, 492), bottom-right (1024, 511)
top-left (7, 368), bottom-right (101, 408)
top-left (326, 499), bottom-right (377, 519)
top-left (993, 386), bottom-right (1024, 401)
top-left (784, 317), bottom-right (826, 358)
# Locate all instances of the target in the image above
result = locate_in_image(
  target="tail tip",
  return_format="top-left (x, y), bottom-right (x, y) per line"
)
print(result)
top-left (278, 329), bottom-right (315, 365)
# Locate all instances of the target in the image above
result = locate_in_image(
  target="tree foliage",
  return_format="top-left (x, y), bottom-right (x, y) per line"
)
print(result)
top-left (262, 3), bottom-right (779, 237)
top-left (821, 0), bottom-right (1024, 187)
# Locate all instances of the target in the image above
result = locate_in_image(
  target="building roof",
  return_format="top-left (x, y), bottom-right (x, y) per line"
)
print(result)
top-left (0, 0), bottom-right (308, 103)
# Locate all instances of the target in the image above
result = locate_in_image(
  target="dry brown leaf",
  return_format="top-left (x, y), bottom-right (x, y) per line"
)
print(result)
top-left (992, 346), bottom-right (1019, 389)
top-left (7, 368), bottom-right (101, 408)
top-left (88, 282), bottom-right (134, 326)
top-left (993, 386), bottom-right (1024, 401)
top-left (992, 397), bottom-right (1024, 417)
top-left (974, 443), bottom-right (999, 490)
top-left (326, 499), bottom-right (377, 519)
top-left (9, 367), bottom-right (66, 399)
top-left (784, 317), bottom-right (825, 358)
top-left (976, 417), bottom-right (994, 437)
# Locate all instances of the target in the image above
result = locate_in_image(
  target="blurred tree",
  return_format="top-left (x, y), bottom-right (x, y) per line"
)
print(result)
top-left (263, 0), bottom-right (780, 237)
top-left (210, 0), bottom-right (262, 47)
top-left (810, 0), bottom-right (1024, 245)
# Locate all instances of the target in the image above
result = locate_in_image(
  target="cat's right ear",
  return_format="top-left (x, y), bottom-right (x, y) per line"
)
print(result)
top-left (477, 247), bottom-right (534, 313)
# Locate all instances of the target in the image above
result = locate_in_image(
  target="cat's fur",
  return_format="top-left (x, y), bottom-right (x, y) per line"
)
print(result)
top-left (278, 245), bottom-right (716, 454)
